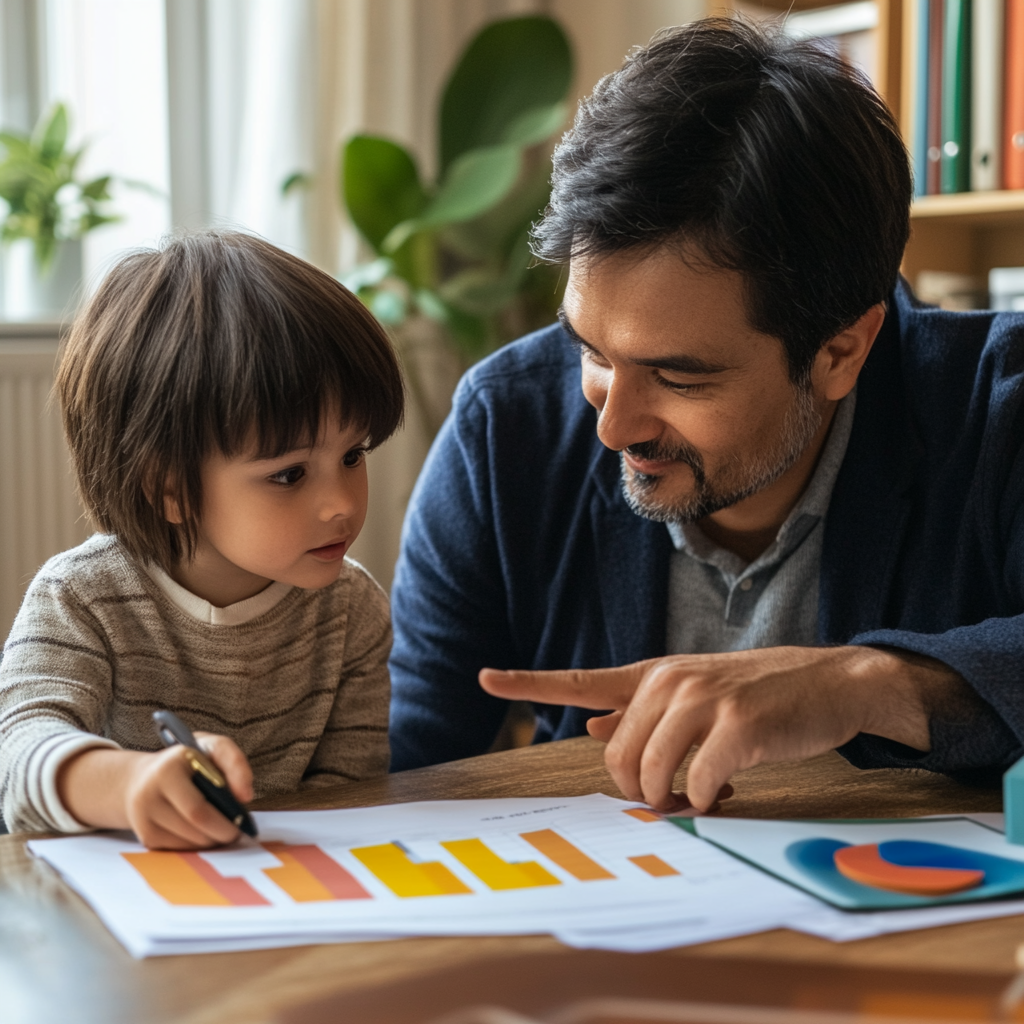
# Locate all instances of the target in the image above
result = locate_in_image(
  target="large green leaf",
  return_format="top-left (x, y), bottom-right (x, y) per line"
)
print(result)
top-left (439, 16), bottom-right (572, 172)
top-left (35, 104), bottom-right (68, 165)
top-left (382, 144), bottom-right (521, 252)
top-left (342, 135), bottom-right (428, 252)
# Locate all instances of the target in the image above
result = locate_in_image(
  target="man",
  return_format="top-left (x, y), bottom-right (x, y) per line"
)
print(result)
top-left (388, 19), bottom-right (1024, 811)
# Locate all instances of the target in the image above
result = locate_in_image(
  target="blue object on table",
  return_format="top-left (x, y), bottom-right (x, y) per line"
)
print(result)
top-left (1005, 755), bottom-right (1024, 845)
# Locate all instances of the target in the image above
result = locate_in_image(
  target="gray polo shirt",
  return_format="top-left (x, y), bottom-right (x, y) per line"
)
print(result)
top-left (665, 392), bottom-right (856, 654)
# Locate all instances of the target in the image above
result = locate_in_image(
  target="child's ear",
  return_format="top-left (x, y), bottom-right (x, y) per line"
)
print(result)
top-left (144, 467), bottom-right (184, 525)
top-left (162, 486), bottom-right (184, 526)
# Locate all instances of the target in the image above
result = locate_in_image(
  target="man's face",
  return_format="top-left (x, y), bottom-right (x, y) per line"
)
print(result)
top-left (562, 248), bottom-right (824, 525)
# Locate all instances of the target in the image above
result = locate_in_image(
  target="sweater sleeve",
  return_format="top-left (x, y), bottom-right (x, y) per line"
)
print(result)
top-left (839, 447), bottom-right (1024, 784)
top-left (388, 383), bottom-right (518, 772)
top-left (0, 571), bottom-right (120, 833)
top-left (301, 563), bottom-right (391, 787)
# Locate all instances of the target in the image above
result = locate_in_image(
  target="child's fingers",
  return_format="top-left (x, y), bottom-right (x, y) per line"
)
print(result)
top-left (161, 765), bottom-right (242, 845)
top-left (135, 795), bottom-right (217, 850)
top-left (195, 732), bottom-right (254, 803)
top-left (124, 747), bottom-right (240, 848)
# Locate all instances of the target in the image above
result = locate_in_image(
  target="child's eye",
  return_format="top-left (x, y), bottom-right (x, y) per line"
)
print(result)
top-left (269, 465), bottom-right (305, 486)
top-left (343, 446), bottom-right (368, 468)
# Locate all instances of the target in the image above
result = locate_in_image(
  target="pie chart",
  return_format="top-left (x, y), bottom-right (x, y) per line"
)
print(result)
top-left (832, 842), bottom-right (983, 895)
top-left (784, 836), bottom-right (1024, 908)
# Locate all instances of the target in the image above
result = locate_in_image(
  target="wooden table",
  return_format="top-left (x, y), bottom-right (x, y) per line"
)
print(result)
top-left (0, 736), bottom-right (1017, 1024)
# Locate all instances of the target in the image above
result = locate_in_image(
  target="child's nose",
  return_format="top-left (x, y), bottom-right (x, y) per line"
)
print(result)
top-left (320, 477), bottom-right (360, 520)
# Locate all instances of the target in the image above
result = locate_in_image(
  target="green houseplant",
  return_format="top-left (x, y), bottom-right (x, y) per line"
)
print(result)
top-left (0, 102), bottom-right (118, 272)
top-left (340, 16), bottom-right (574, 436)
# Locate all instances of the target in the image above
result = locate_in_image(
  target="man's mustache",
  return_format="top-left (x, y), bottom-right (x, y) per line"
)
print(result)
top-left (622, 439), bottom-right (706, 490)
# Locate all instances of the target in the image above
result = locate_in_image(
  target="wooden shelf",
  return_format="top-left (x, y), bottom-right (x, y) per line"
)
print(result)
top-left (912, 191), bottom-right (1024, 225)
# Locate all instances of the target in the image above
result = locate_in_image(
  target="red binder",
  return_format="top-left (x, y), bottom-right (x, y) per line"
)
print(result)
top-left (1005, 0), bottom-right (1024, 189)
top-left (927, 0), bottom-right (945, 194)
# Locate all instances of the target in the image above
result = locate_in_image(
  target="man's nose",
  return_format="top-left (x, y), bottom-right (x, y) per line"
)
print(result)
top-left (592, 370), bottom-right (663, 453)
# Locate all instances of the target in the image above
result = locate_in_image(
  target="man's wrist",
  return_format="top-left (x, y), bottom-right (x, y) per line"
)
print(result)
top-left (847, 645), bottom-right (973, 753)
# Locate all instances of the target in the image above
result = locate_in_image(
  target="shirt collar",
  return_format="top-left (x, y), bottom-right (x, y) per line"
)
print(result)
top-left (142, 562), bottom-right (293, 626)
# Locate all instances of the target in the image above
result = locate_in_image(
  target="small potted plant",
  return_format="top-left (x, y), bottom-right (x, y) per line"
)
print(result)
top-left (0, 103), bottom-right (119, 320)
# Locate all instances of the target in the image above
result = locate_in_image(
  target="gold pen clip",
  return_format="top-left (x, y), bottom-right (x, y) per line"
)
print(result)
top-left (181, 746), bottom-right (228, 788)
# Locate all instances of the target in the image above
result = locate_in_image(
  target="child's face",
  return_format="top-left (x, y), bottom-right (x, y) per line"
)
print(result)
top-left (169, 416), bottom-right (370, 603)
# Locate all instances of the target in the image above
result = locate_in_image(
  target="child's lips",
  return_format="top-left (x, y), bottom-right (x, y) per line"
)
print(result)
top-left (308, 539), bottom-right (349, 561)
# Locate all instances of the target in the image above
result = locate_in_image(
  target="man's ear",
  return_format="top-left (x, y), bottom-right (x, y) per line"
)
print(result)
top-left (812, 302), bottom-right (886, 402)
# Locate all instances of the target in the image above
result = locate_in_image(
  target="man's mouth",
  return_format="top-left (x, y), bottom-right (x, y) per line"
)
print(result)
top-left (308, 539), bottom-right (349, 561)
top-left (622, 451), bottom-right (676, 476)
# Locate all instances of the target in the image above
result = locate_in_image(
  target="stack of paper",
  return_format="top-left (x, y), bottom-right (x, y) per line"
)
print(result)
top-left (27, 796), bottom-right (1024, 958)
top-left (27, 794), bottom-right (814, 957)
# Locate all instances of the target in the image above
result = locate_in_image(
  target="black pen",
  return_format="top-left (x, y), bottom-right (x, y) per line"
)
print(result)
top-left (152, 710), bottom-right (258, 838)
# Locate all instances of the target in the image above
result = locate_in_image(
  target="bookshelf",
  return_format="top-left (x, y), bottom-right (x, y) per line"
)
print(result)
top-left (715, 0), bottom-right (1024, 296)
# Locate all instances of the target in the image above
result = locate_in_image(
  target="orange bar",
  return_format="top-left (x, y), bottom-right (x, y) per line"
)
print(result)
top-left (123, 852), bottom-right (268, 906)
top-left (263, 843), bottom-right (372, 902)
top-left (519, 829), bottom-right (615, 881)
top-left (624, 808), bottom-right (662, 823)
top-left (629, 854), bottom-right (680, 878)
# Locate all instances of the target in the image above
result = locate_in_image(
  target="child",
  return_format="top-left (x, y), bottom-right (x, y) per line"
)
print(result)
top-left (0, 230), bottom-right (404, 849)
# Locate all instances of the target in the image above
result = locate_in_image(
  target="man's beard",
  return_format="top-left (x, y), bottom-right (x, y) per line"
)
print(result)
top-left (620, 385), bottom-right (822, 524)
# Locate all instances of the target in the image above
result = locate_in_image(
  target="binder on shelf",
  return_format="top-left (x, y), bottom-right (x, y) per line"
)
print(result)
top-left (926, 0), bottom-right (945, 194)
top-left (971, 0), bottom-right (1004, 190)
top-left (910, 0), bottom-right (931, 197)
top-left (1005, 0), bottom-right (1024, 189)
top-left (940, 0), bottom-right (971, 193)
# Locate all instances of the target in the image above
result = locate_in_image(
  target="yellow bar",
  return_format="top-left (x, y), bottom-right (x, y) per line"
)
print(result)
top-left (442, 838), bottom-right (561, 891)
top-left (351, 842), bottom-right (472, 897)
top-left (629, 854), bottom-right (680, 878)
top-left (519, 829), bottom-right (615, 881)
top-left (123, 852), bottom-right (231, 906)
top-left (263, 850), bottom-right (335, 902)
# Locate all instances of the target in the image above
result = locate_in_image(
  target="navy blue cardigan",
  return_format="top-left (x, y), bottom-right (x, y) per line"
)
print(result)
top-left (389, 281), bottom-right (1024, 782)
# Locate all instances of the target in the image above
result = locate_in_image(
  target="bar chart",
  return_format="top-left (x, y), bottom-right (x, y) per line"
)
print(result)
top-left (123, 807), bottom-right (687, 906)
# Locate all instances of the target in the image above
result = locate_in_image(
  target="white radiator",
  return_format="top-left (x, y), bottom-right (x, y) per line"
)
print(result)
top-left (0, 329), bottom-right (91, 643)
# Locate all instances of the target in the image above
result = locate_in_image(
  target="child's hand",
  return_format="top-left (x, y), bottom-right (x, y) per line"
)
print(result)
top-left (58, 735), bottom-right (254, 850)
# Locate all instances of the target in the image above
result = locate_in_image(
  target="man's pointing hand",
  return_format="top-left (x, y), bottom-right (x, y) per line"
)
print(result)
top-left (480, 645), bottom-right (947, 813)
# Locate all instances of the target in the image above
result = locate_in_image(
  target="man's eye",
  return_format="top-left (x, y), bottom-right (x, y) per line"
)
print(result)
top-left (343, 446), bottom-right (368, 468)
top-left (269, 465), bottom-right (305, 486)
top-left (655, 373), bottom-right (706, 394)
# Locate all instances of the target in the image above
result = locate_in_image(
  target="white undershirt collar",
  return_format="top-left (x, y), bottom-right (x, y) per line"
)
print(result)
top-left (143, 563), bottom-right (293, 625)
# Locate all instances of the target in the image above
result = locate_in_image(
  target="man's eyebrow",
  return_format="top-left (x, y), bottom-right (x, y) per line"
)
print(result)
top-left (557, 306), bottom-right (730, 375)
top-left (632, 353), bottom-right (730, 375)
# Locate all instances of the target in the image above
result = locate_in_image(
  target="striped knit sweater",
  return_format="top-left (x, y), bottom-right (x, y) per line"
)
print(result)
top-left (0, 534), bottom-right (391, 833)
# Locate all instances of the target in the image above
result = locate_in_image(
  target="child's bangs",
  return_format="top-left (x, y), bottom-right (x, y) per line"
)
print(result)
top-left (202, 243), bottom-right (404, 461)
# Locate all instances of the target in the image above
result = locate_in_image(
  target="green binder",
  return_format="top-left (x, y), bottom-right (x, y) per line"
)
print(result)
top-left (941, 0), bottom-right (972, 193)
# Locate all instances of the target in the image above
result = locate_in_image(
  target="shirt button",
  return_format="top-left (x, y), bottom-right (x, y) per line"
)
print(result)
top-left (739, 578), bottom-right (753, 591)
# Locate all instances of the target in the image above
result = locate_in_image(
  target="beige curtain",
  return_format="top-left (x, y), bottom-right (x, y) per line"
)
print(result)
top-left (310, 0), bottom-right (706, 591)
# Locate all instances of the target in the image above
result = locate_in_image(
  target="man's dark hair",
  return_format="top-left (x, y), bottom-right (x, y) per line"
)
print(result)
top-left (57, 230), bottom-right (404, 569)
top-left (532, 18), bottom-right (912, 381)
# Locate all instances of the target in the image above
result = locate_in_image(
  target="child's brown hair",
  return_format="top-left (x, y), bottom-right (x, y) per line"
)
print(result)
top-left (57, 230), bottom-right (405, 569)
